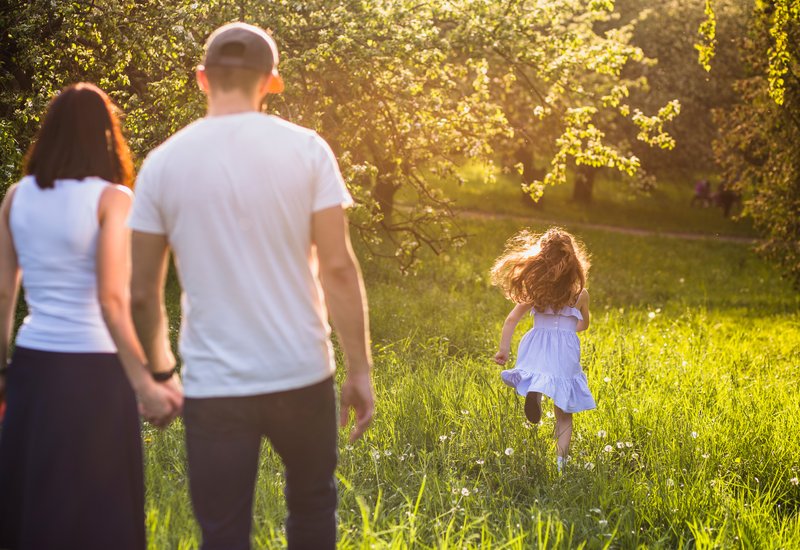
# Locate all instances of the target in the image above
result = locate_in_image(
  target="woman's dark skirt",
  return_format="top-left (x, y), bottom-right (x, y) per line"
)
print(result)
top-left (0, 347), bottom-right (145, 550)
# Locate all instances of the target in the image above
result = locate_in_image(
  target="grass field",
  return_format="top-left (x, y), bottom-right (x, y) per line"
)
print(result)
top-left (142, 213), bottom-right (799, 549)
top-left (422, 164), bottom-right (756, 238)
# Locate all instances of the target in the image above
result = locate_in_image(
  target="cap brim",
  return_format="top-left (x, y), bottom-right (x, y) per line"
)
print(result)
top-left (266, 70), bottom-right (284, 94)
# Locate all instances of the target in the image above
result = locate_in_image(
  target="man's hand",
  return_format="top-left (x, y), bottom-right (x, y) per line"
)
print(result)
top-left (339, 372), bottom-right (374, 442)
top-left (138, 377), bottom-right (184, 429)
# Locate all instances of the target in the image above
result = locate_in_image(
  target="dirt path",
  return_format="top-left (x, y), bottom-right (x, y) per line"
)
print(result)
top-left (457, 209), bottom-right (758, 244)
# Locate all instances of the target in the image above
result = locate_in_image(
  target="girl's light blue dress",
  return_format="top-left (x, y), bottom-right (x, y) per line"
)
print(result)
top-left (501, 305), bottom-right (596, 413)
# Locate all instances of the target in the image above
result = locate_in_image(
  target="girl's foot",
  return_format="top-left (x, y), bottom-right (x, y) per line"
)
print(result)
top-left (524, 392), bottom-right (542, 424)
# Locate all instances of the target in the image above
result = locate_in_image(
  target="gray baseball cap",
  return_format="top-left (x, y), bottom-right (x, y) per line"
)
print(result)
top-left (200, 22), bottom-right (284, 93)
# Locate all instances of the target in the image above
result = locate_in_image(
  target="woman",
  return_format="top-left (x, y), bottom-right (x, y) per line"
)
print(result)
top-left (0, 83), bottom-right (182, 549)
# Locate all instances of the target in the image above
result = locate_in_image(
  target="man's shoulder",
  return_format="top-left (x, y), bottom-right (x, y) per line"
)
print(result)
top-left (141, 119), bottom-right (204, 167)
top-left (264, 115), bottom-right (322, 143)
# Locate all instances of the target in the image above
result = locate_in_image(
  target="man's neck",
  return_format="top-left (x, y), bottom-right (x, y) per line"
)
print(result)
top-left (206, 95), bottom-right (263, 117)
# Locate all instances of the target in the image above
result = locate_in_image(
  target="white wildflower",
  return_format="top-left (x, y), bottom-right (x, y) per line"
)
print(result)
top-left (505, 447), bottom-right (514, 456)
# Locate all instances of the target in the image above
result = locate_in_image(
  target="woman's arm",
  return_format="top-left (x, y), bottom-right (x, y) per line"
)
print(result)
top-left (96, 185), bottom-right (181, 427)
top-left (575, 288), bottom-right (590, 332)
top-left (0, 186), bottom-right (21, 386)
top-left (494, 302), bottom-right (534, 365)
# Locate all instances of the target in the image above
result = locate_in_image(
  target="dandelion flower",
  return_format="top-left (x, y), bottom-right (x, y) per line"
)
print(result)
top-left (603, 376), bottom-right (612, 383)
top-left (439, 435), bottom-right (448, 442)
top-left (791, 477), bottom-right (799, 486)
top-left (371, 451), bottom-right (380, 460)
top-left (461, 409), bottom-right (469, 415)
top-left (461, 488), bottom-right (470, 497)
top-left (598, 519), bottom-right (608, 527)
top-left (505, 447), bottom-right (514, 456)
top-left (616, 441), bottom-right (624, 449)
top-left (666, 478), bottom-right (675, 487)
top-left (625, 441), bottom-right (633, 448)
top-left (691, 431), bottom-right (698, 439)
top-left (648, 311), bottom-right (656, 320)
top-left (476, 459), bottom-right (485, 465)
top-left (603, 445), bottom-right (613, 453)
top-left (585, 462), bottom-right (595, 470)
top-left (384, 450), bottom-right (392, 456)
top-left (597, 430), bottom-right (607, 438)
top-left (702, 453), bottom-right (710, 459)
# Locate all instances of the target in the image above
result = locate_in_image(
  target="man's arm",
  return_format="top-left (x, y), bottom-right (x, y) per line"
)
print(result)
top-left (312, 205), bottom-right (374, 442)
top-left (130, 231), bottom-right (180, 388)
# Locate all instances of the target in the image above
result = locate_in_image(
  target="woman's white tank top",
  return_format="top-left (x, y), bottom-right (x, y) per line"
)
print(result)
top-left (9, 176), bottom-right (116, 353)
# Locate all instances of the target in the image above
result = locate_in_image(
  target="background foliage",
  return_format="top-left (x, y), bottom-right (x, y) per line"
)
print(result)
top-left (1, 0), bottom-right (680, 270)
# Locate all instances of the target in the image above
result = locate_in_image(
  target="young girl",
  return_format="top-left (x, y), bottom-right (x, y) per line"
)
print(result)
top-left (491, 227), bottom-right (595, 472)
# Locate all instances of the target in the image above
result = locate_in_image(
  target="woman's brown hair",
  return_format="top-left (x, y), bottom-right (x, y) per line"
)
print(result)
top-left (491, 227), bottom-right (591, 311)
top-left (24, 82), bottom-right (133, 189)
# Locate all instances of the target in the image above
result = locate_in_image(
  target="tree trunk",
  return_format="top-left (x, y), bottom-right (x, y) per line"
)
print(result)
top-left (514, 144), bottom-right (535, 186)
top-left (572, 165), bottom-right (596, 203)
top-left (373, 178), bottom-right (399, 224)
top-left (514, 144), bottom-right (544, 208)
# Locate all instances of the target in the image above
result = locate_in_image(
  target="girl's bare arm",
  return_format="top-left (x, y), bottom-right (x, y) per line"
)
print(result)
top-left (575, 289), bottom-right (590, 332)
top-left (494, 302), bottom-right (534, 365)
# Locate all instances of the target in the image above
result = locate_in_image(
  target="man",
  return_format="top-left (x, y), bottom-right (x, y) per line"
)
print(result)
top-left (128, 22), bottom-right (375, 550)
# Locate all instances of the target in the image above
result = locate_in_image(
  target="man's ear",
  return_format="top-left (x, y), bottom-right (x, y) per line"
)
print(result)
top-left (256, 73), bottom-right (273, 98)
top-left (196, 67), bottom-right (210, 94)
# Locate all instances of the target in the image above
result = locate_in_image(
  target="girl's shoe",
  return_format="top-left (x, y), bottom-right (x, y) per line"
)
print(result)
top-left (524, 392), bottom-right (542, 424)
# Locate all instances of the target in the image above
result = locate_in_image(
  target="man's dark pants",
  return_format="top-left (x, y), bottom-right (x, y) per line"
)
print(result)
top-left (183, 377), bottom-right (338, 550)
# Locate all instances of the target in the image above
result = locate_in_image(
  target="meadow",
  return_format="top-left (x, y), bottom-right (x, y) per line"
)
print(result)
top-left (142, 193), bottom-right (800, 548)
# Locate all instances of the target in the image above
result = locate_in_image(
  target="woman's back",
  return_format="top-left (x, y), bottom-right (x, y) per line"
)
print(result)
top-left (10, 175), bottom-right (115, 353)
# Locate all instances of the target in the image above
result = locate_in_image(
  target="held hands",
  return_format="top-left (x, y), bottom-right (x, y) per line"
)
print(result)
top-left (138, 375), bottom-right (183, 429)
top-left (339, 371), bottom-right (375, 442)
top-left (494, 349), bottom-right (510, 366)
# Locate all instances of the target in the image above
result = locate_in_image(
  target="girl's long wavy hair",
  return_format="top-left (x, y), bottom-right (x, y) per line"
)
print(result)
top-left (490, 227), bottom-right (590, 311)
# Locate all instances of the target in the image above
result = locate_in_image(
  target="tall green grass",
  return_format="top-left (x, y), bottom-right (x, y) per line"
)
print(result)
top-left (143, 218), bottom-right (799, 548)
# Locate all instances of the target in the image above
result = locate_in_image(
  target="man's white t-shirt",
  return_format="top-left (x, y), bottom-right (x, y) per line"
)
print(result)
top-left (128, 113), bottom-right (352, 398)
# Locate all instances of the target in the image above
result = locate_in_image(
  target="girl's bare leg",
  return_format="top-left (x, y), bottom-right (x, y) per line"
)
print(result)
top-left (554, 405), bottom-right (573, 460)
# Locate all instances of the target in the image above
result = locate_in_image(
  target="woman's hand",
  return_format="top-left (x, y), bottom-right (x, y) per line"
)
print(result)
top-left (494, 349), bottom-right (510, 365)
top-left (137, 378), bottom-right (183, 429)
